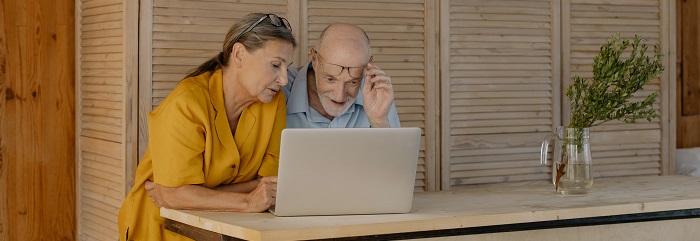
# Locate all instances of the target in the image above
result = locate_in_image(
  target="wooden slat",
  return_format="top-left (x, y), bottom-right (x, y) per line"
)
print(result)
top-left (80, 211), bottom-right (119, 237)
top-left (82, 177), bottom-right (124, 201)
top-left (81, 198), bottom-right (119, 220)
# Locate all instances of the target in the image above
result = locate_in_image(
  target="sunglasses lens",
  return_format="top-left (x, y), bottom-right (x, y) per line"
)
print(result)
top-left (269, 15), bottom-right (281, 26)
top-left (282, 18), bottom-right (291, 30)
top-left (267, 14), bottom-right (292, 31)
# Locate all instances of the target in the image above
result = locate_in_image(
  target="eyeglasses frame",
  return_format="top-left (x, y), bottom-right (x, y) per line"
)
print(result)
top-left (311, 48), bottom-right (374, 79)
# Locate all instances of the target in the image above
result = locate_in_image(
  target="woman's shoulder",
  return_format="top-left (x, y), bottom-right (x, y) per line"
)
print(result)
top-left (174, 72), bottom-right (212, 97)
top-left (151, 72), bottom-right (213, 116)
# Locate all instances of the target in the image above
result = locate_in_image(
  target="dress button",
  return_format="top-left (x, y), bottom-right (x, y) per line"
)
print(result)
top-left (231, 164), bottom-right (236, 168)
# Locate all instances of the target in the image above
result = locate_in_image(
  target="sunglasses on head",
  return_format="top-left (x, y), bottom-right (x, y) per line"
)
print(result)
top-left (233, 13), bottom-right (292, 43)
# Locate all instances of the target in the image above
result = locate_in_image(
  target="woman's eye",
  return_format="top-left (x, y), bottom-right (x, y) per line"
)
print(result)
top-left (271, 64), bottom-right (280, 69)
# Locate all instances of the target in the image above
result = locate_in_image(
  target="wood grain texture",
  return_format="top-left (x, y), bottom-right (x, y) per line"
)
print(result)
top-left (0, 0), bottom-right (75, 239)
top-left (0, 0), bottom-right (7, 239)
top-left (680, 0), bottom-right (700, 116)
top-left (161, 175), bottom-right (700, 241)
top-left (124, 0), bottom-right (139, 197)
top-left (677, 0), bottom-right (700, 148)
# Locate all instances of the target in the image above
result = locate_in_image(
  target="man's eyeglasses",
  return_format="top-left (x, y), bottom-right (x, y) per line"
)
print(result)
top-left (312, 48), bottom-right (373, 79)
top-left (233, 14), bottom-right (292, 43)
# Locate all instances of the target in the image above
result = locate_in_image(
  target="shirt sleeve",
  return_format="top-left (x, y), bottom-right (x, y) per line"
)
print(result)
top-left (149, 91), bottom-right (208, 187)
top-left (388, 102), bottom-right (401, 128)
top-left (258, 93), bottom-right (287, 177)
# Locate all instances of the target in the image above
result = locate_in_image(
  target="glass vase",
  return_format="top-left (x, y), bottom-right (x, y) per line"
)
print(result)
top-left (541, 126), bottom-right (593, 195)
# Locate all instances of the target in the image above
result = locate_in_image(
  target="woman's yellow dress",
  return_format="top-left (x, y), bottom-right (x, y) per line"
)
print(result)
top-left (118, 69), bottom-right (285, 240)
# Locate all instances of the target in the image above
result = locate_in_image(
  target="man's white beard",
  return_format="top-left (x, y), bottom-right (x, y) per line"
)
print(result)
top-left (319, 92), bottom-right (355, 117)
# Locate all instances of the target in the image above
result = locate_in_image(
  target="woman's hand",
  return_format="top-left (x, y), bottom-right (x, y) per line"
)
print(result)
top-left (145, 180), bottom-right (170, 208)
top-left (244, 176), bottom-right (278, 212)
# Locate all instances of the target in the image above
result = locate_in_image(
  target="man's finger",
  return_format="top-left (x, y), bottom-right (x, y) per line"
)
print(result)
top-left (372, 83), bottom-right (393, 90)
top-left (369, 76), bottom-right (390, 84)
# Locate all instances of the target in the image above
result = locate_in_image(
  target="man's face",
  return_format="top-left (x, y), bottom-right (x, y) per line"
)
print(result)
top-left (311, 47), bottom-right (371, 117)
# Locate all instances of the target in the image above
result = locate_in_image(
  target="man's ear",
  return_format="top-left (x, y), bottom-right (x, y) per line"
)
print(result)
top-left (230, 43), bottom-right (246, 68)
top-left (309, 48), bottom-right (317, 63)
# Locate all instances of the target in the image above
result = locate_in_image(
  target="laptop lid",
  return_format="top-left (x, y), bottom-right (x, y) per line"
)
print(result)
top-left (272, 127), bottom-right (421, 217)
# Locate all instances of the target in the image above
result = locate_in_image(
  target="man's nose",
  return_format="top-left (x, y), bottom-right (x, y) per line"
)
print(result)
top-left (331, 84), bottom-right (347, 101)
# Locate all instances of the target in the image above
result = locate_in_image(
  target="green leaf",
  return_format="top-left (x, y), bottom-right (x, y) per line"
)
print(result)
top-left (567, 33), bottom-right (664, 129)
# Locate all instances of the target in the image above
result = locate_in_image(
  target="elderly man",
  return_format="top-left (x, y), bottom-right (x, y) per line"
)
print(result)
top-left (282, 23), bottom-right (400, 128)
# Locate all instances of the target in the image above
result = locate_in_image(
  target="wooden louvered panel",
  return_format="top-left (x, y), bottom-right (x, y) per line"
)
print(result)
top-left (149, 0), bottom-right (289, 110)
top-left (444, 0), bottom-right (557, 188)
top-left (78, 0), bottom-right (128, 240)
top-left (81, 9), bottom-right (123, 142)
top-left (307, 0), bottom-right (435, 191)
top-left (566, 0), bottom-right (666, 178)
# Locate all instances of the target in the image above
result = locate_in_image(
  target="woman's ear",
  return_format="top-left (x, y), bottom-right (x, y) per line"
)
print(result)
top-left (230, 42), bottom-right (246, 68)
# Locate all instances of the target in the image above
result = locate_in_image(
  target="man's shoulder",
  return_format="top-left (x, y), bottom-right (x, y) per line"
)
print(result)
top-left (287, 65), bottom-right (303, 80)
top-left (283, 65), bottom-right (307, 100)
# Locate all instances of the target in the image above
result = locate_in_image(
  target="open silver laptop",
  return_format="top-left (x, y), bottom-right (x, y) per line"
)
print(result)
top-left (270, 127), bottom-right (421, 216)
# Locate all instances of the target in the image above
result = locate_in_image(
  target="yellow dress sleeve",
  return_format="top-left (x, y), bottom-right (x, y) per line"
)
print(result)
top-left (149, 90), bottom-right (208, 187)
top-left (257, 92), bottom-right (286, 177)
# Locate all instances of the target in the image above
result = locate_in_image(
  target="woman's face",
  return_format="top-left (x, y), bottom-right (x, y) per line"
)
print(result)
top-left (239, 39), bottom-right (295, 103)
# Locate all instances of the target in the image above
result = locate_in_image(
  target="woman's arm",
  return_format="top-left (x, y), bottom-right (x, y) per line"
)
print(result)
top-left (146, 176), bottom-right (277, 212)
top-left (214, 178), bottom-right (260, 193)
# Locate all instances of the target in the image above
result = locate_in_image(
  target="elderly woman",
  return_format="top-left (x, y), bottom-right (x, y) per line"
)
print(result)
top-left (118, 13), bottom-right (295, 240)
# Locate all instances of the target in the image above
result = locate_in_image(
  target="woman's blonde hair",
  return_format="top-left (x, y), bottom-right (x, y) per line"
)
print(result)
top-left (186, 13), bottom-right (296, 78)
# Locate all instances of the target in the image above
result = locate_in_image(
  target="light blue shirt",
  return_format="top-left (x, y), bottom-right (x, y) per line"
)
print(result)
top-left (282, 62), bottom-right (401, 128)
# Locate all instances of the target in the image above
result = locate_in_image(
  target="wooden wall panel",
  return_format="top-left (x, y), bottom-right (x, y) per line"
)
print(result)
top-left (441, 0), bottom-right (560, 189)
top-left (305, 0), bottom-right (438, 191)
top-left (677, 0), bottom-right (700, 148)
top-left (76, 0), bottom-right (138, 239)
top-left (0, 0), bottom-right (75, 239)
top-left (562, 0), bottom-right (671, 177)
top-left (680, 0), bottom-right (700, 116)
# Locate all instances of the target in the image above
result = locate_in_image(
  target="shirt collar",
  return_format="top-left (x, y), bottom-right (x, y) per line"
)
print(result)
top-left (287, 63), bottom-right (312, 114)
top-left (208, 68), bottom-right (226, 113)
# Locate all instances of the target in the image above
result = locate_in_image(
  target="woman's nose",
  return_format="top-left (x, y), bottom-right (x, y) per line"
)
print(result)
top-left (277, 71), bottom-right (289, 86)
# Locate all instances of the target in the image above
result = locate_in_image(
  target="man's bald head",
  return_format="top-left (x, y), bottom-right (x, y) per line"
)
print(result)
top-left (316, 24), bottom-right (371, 63)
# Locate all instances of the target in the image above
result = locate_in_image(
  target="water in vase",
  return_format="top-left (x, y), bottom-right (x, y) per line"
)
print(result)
top-left (554, 162), bottom-right (593, 195)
